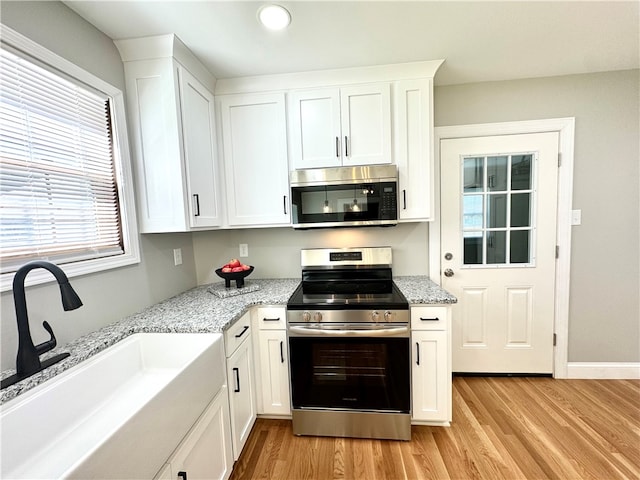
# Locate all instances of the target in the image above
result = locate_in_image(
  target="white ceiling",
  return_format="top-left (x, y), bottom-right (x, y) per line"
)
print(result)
top-left (63, 1), bottom-right (639, 86)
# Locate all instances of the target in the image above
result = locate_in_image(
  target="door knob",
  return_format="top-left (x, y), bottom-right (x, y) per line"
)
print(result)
top-left (444, 268), bottom-right (454, 277)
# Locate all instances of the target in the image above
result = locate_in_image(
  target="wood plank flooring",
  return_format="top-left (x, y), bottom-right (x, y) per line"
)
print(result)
top-left (230, 377), bottom-right (640, 480)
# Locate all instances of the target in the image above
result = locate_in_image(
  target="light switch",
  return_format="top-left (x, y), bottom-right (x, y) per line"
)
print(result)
top-left (239, 244), bottom-right (249, 257)
top-left (173, 248), bottom-right (183, 266)
top-left (571, 209), bottom-right (582, 226)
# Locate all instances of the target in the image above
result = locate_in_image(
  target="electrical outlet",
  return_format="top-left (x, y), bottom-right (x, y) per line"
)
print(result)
top-left (173, 248), bottom-right (183, 266)
top-left (239, 243), bottom-right (249, 257)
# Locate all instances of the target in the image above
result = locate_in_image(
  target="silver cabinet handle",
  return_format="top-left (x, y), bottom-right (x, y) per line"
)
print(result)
top-left (344, 136), bottom-right (349, 156)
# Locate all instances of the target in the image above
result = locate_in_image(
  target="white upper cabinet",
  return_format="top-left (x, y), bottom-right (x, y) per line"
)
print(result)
top-left (179, 67), bottom-right (222, 228)
top-left (219, 93), bottom-right (290, 227)
top-left (288, 84), bottom-right (392, 169)
top-left (394, 78), bottom-right (435, 221)
top-left (116, 35), bottom-right (221, 233)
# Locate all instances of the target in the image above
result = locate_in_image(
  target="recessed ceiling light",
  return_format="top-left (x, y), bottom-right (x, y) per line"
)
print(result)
top-left (258, 4), bottom-right (291, 30)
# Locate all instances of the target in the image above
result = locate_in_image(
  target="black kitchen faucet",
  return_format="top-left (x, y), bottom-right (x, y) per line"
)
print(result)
top-left (1, 260), bottom-right (83, 390)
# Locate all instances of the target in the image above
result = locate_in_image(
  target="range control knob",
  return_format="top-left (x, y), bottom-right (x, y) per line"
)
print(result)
top-left (384, 310), bottom-right (394, 322)
top-left (302, 311), bottom-right (311, 322)
top-left (313, 311), bottom-right (323, 322)
top-left (371, 310), bottom-right (380, 322)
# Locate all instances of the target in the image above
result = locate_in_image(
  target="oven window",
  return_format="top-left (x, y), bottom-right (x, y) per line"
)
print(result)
top-left (289, 337), bottom-right (410, 412)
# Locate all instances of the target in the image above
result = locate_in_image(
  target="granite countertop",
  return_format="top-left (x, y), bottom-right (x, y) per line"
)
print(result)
top-left (1, 275), bottom-right (454, 404)
top-left (394, 276), bottom-right (457, 304)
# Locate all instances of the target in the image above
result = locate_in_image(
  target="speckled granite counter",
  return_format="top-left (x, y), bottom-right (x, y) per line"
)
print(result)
top-left (1, 275), bottom-right (454, 404)
top-left (0, 278), bottom-right (299, 404)
top-left (394, 276), bottom-right (457, 304)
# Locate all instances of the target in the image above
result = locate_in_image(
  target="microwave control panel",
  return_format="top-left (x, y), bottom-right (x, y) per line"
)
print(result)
top-left (380, 184), bottom-right (397, 219)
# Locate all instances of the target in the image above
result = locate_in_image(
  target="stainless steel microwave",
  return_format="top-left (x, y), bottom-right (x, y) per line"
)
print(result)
top-left (290, 165), bottom-right (398, 229)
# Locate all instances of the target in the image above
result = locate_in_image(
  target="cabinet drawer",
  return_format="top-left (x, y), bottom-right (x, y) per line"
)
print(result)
top-left (255, 306), bottom-right (286, 330)
top-left (411, 306), bottom-right (449, 331)
top-left (225, 313), bottom-right (252, 357)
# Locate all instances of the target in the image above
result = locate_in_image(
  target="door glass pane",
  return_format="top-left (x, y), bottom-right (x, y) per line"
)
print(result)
top-left (486, 231), bottom-right (506, 264)
top-left (511, 193), bottom-right (531, 227)
top-left (511, 154), bottom-right (532, 190)
top-left (463, 157), bottom-right (484, 192)
top-left (510, 230), bottom-right (530, 263)
top-left (487, 194), bottom-right (507, 228)
top-left (463, 194), bottom-right (484, 230)
top-left (461, 152), bottom-right (535, 267)
top-left (463, 233), bottom-right (483, 264)
top-left (487, 156), bottom-right (508, 191)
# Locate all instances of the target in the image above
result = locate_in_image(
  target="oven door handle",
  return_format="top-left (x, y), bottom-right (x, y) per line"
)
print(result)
top-left (288, 326), bottom-right (409, 337)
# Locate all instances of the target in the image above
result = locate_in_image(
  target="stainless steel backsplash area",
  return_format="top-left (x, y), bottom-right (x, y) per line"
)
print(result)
top-left (192, 222), bottom-right (429, 284)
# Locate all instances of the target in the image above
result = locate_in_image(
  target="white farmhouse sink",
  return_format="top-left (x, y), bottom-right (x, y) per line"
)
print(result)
top-left (1, 332), bottom-right (225, 479)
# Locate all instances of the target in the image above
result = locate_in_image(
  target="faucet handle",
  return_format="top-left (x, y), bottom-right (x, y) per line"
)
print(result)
top-left (35, 321), bottom-right (58, 356)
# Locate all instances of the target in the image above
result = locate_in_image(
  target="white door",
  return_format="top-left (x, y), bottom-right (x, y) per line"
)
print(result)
top-left (441, 132), bottom-right (559, 374)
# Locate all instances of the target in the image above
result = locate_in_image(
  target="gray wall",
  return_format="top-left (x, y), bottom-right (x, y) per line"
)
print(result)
top-left (192, 222), bottom-right (430, 284)
top-left (435, 70), bottom-right (640, 363)
top-left (0, 1), bottom-right (198, 369)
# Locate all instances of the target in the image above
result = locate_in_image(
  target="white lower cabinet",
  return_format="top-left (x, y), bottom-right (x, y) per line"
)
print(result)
top-left (411, 305), bottom-right (452, 425)
top-left (253, 306), bottom-right (291, 417)
top-left (225, 316), bottom-right (257, 460)
top-left (154, 387), bottom-right (233, 480)
top-left (257, 329), bottom-right (291, 416)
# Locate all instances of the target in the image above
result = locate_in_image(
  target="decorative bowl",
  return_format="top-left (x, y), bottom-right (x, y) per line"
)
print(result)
top-left (215, 266), bottom-right (254, 288)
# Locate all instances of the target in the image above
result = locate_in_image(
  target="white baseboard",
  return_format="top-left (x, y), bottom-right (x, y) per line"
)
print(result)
top-left (566, 362), bottom-right (640, 379)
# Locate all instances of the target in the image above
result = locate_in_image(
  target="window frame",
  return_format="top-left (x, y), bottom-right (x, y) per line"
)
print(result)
top-left (0, 25), bottom-right (140, 292)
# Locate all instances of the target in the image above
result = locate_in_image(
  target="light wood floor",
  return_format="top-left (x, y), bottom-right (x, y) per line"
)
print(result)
top-left (230, 377), bottom-right (640, 480)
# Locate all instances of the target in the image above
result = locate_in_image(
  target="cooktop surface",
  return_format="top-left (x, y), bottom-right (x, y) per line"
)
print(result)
top-left (286, 282), bottom-right (409, 310)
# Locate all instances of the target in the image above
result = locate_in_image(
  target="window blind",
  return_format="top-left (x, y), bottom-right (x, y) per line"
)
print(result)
top-left (0, 46), bottom-right (124, 273)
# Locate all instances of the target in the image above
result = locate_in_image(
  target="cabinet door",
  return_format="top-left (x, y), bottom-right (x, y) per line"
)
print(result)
top-left (226, 337), bottom-right (257, 460)
top-left (258, 330), bottom-right (291, 416)
top-left (220, 93), bottom-right (290, 226)
top-left (394, 79), bottom-right (434, 221)
top-left (178, 66), bottom-right (222, 228)
top-left (288, 89), bottom-right (342, 169)
top-left (412, 330), bottom-right (450, 422)
top-left (159, 387), bottom-right (233, 480)
top-left (123, 59), bottom-right (187, 232)
top-left (339, 83), bottom-right (392, 166)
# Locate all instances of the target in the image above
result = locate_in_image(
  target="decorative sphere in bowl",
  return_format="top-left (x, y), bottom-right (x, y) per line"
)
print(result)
top-left (215, 266), bottom-right (254, 288)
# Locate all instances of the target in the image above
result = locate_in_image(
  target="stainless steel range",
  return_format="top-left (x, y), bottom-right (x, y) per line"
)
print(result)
top-left (286, 247), bottom-right (411, 441)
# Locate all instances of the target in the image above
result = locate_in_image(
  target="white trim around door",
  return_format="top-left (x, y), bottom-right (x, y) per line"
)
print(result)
top-left (430, 118), bottom-right (575, 379)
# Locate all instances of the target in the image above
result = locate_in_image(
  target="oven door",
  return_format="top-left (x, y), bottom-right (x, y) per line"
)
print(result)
top-left (288, 327), bottom-right (410, 413)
